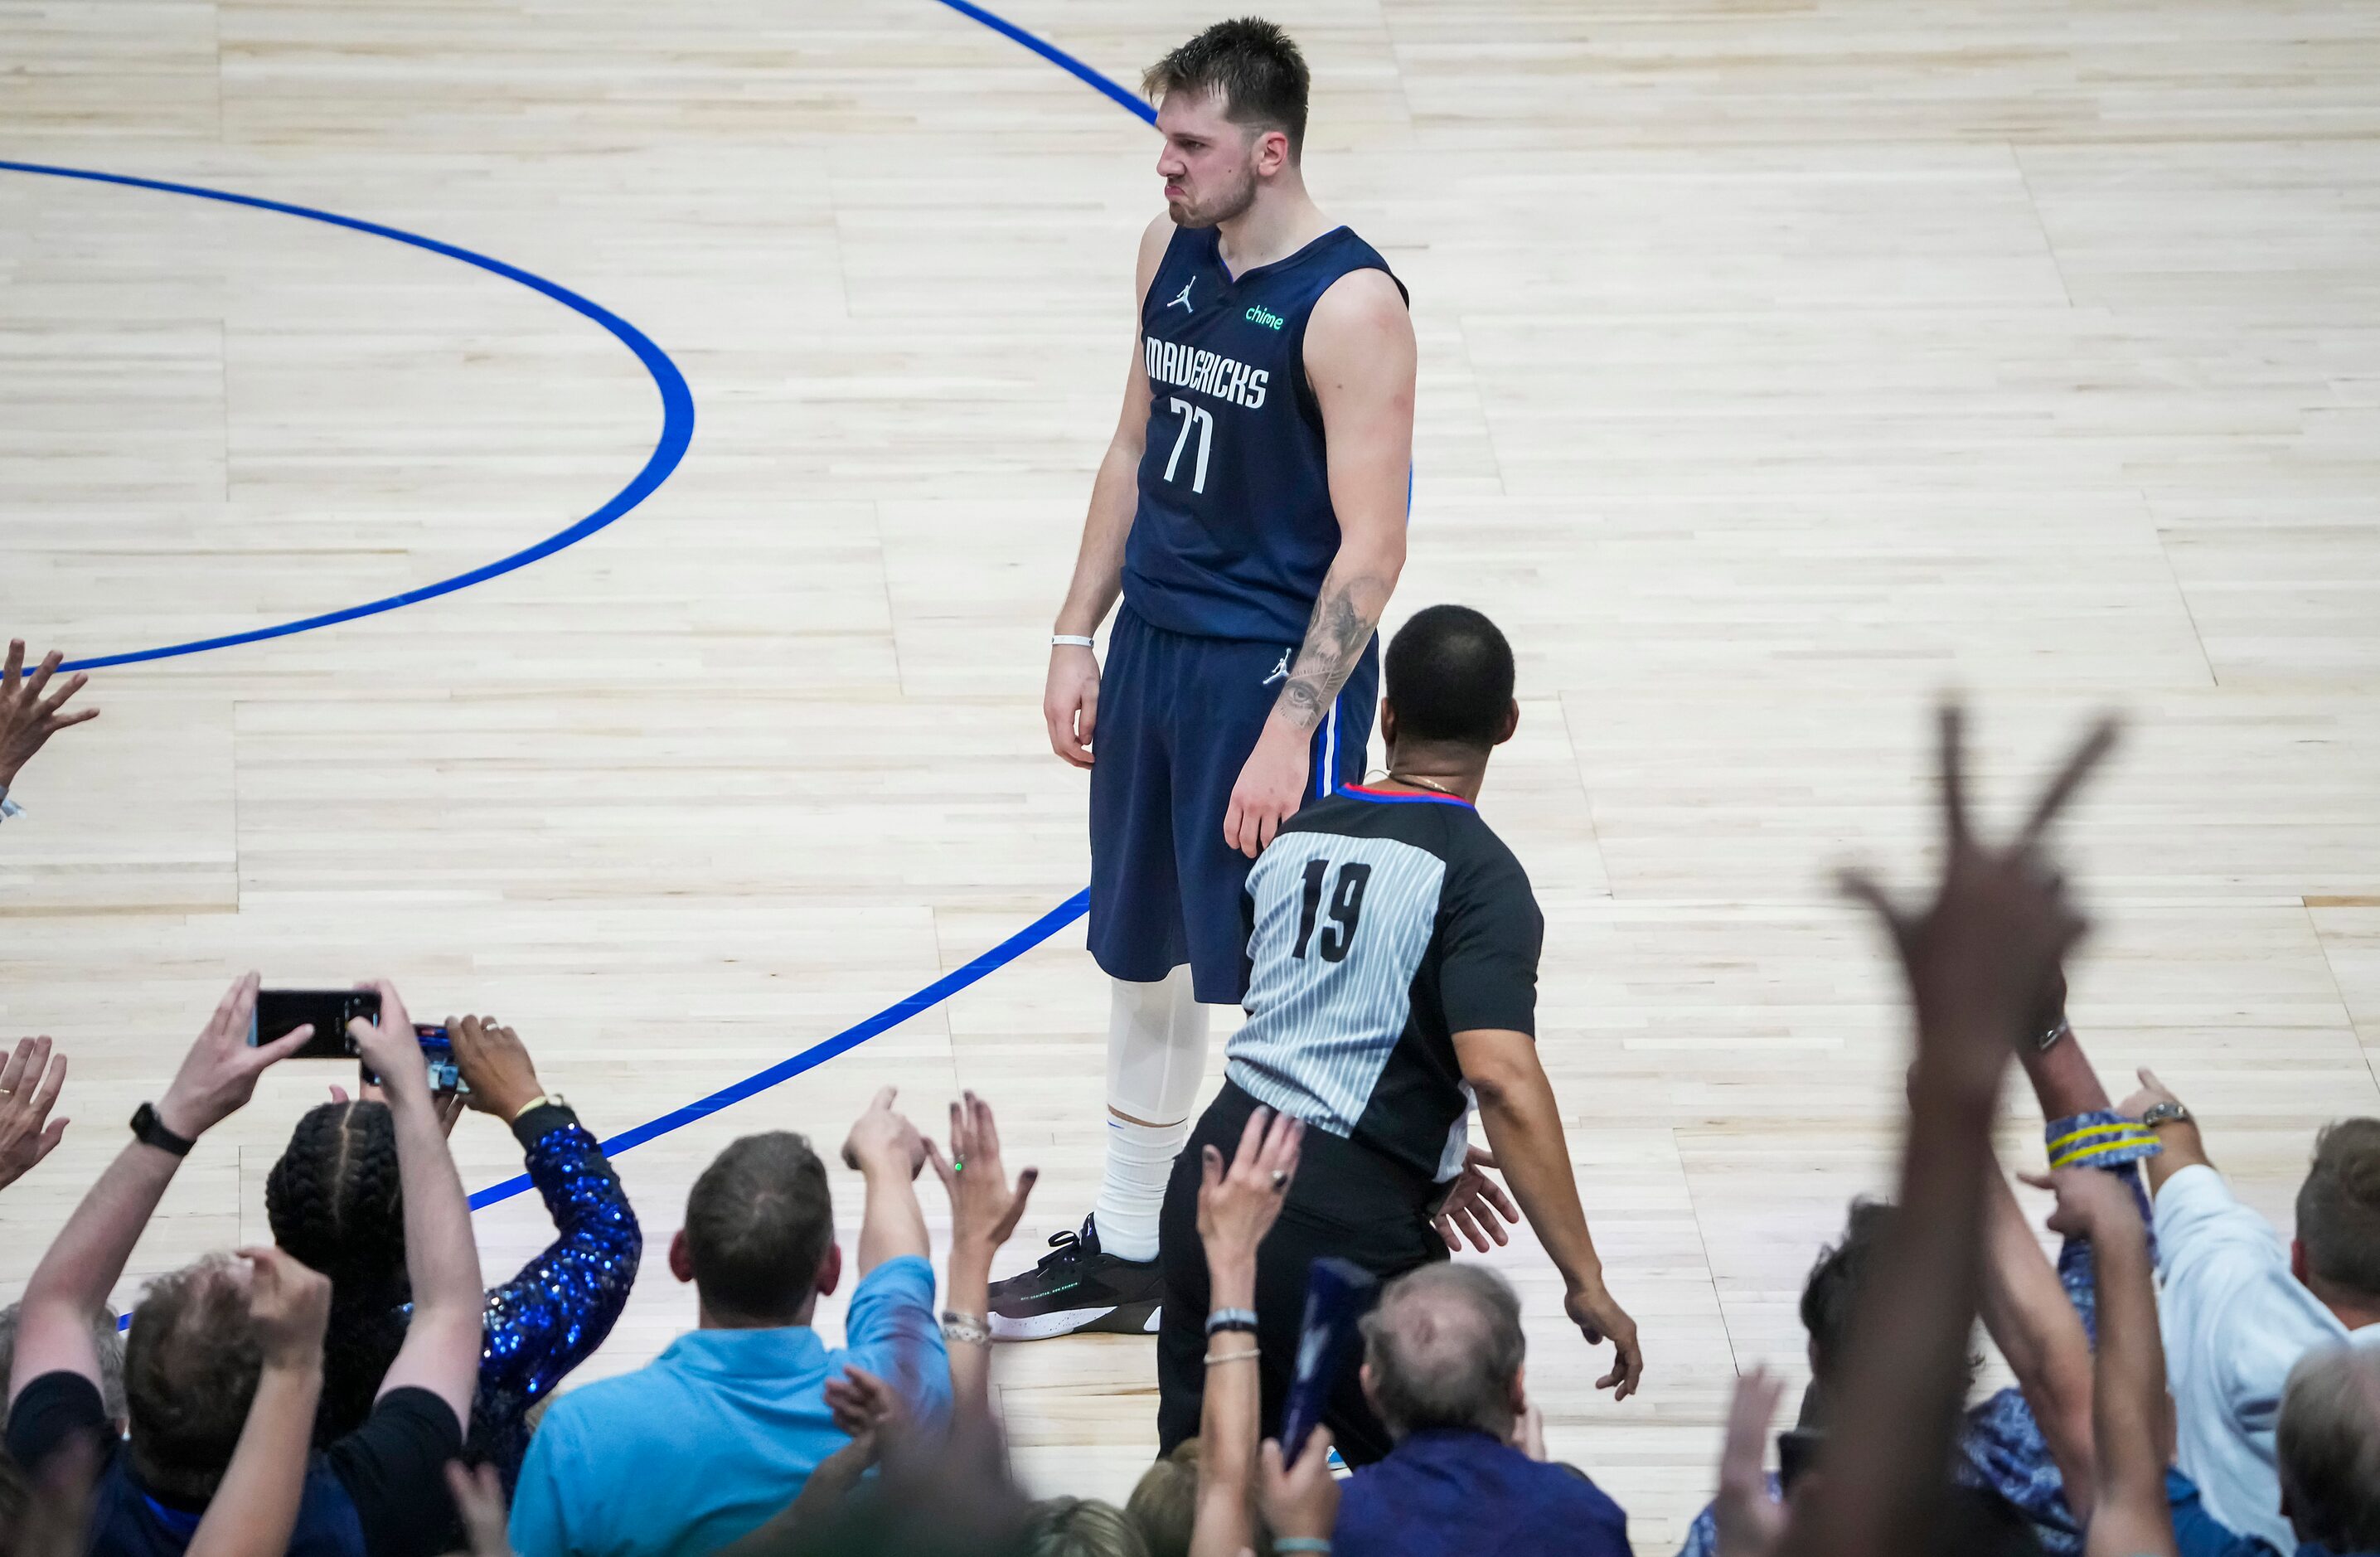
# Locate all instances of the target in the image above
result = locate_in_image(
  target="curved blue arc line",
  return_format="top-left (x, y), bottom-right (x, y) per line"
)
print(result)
top-left (929, 0), bottom-right (1158, 124)
top-left (0, 158), bottom-right (695, 674)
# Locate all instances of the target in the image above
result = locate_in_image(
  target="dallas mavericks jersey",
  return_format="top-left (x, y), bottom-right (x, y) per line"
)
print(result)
top-left (1122, 225), bottom-right (1407, 643)
top-left (1225, 785), bottom-right (1544, 1184)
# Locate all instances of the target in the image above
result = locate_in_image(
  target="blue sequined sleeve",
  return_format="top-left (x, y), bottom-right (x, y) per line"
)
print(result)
top-left (469, 1103), bottom-right (642, 1486)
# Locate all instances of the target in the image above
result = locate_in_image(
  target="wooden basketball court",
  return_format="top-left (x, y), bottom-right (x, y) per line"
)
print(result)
top-left (5, 2), bottom-right (2378, 1546)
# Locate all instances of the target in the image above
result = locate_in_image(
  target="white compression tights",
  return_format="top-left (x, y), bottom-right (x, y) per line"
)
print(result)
top-left (1092, 963), bottom-right (1211, 1263)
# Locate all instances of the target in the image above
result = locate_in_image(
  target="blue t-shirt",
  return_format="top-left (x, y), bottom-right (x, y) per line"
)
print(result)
top-left (1334, 1428), bottom-right (1629, 1557)
top-left (1122, 224), bottom-right (1406, 643)
top-left (507, 1255), bottom-right (949, 1557)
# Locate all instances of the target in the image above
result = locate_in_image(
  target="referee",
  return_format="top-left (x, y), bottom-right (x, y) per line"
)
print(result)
top-left (1153, 604), bottom-right (1644, 1466)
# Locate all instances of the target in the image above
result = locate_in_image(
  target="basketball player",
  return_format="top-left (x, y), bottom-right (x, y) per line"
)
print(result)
top-left (991, 19), bottom-right (1417, 1338)
top-left (1153, 605), bottom-right (1644, 1462)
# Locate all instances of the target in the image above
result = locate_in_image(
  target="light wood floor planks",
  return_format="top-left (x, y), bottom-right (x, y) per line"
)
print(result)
top-left (5, 2), bottom-right (2380, 1548)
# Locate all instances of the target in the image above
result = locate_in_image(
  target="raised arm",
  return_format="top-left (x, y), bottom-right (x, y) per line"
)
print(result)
top-left (1222, 266), bottom-right (1415, 858)
top-left (1781, 706), bottom-right (2117, 1557)
top-left (926, 1091), bottom-right (1039, 1419)
top-left (1188, 1105), bottom-right (1303, 1557)
top-left (841, 1085), bottom-right (929, 1276)
top-left (449, 1016), bottom-right (642, 1404)
top-left (1453, 1027), bottom-right (1642, 1399)
top-left (0, 639), bottom-right (100, 799)
top-left (2028, 1169), bottom-right (2176, 1557)
top-left (1977, 1166), bottom-right (2099, 1519)
top-left (0, 1035), bottom-right (70, 1196)
top-left (187, 1248), bottom-right (332, 1557)
top-left (352, 982), bottom-right (484, 1428)
top-left (9, 973), bottom-right (308, 1405)
top-left (1045, 216), bottom-right (1170, 770)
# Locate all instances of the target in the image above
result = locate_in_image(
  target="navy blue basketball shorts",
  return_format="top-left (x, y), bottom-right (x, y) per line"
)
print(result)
top-left (1088, 605), bottom-right (1379, 1004)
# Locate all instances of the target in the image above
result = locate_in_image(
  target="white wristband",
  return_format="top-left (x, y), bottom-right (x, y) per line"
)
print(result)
top-left (1049, 634), bottom-right (1096, 648)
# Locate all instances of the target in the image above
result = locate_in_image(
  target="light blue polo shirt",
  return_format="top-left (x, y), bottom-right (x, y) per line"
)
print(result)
top-left (508, 1255), bottom-right (948, 1557)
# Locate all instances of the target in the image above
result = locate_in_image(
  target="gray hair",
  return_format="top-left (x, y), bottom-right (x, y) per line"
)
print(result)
top-left (2279, 1344), bottom-right (2380, 1551)
top-left (1360, 1263), bottom-right (1524, 1440)
top-left (0, 1300), bottom-right (129, 1424)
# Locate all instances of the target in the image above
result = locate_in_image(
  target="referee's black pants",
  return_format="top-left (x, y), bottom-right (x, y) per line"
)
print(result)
top-left (1156, 1080), bottom-right (1448, 1467)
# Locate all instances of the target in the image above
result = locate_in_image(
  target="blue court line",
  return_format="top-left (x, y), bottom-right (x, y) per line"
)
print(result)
top-left (929, 0), bottom-right (1158, 125)
top-left (0, 159), bottom-right (695, 675)
top-left (467, 890), bottom-right (1090, 1209)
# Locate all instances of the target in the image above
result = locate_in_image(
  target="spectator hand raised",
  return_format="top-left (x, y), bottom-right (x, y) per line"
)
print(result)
top-left (0, 1035), bottom-right (70, 1192)
top-left (1257, 1426), bottom-right (1339, 1544)
top-left (0, 640), bottom-right (99, 788)
top-left (441, 1462), bottom-right (511, 1557)
top-left (1714, 1366), bottom-right (1788, 1557)
top-left (240, 1245), bottom-right (333, 1368)
top-left (2019, 1166), bottom-right (2142, 1244)
top-left (841, 1085), bottom-right (927, 1179)
top-left (346, 981), bottom-right (434, 1111)
top-left (448, 1013), bottom-right (542, 1120)
top-left (1840, 704), bottom-right (2118, 1099)
top-left (1197, 1104), bottom-right (1303, 1273)
top-left (157, 972), bottom-right (315, 1141)
top-left (927, 1090), bottom-right (1039, 1258)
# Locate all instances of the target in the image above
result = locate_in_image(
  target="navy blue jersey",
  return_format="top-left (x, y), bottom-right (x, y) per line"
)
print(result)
top-left (1122, 224), bottom-right (1407, 643)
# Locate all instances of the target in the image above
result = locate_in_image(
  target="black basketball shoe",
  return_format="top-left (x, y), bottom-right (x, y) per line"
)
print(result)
top-left (986, 1215), bottom-right (1163, 1340)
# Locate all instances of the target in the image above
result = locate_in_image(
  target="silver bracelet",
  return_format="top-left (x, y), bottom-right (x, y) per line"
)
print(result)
top-left (1049, 633), bottom-right (1096, 648)
top-left (942, 1310), bottom-right (992, 1347)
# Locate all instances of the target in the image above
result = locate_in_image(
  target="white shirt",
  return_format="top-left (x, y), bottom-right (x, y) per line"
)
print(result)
top-left (2154, 1162), bottom-right (2380, 1550)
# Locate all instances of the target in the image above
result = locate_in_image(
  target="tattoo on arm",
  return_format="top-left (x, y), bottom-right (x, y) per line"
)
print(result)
top-left (1274, 575), bottom-right (1389, 731)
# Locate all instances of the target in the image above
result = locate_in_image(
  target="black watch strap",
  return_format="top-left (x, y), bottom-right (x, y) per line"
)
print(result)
top-left (130, 1102), bottom-right (196, 1158)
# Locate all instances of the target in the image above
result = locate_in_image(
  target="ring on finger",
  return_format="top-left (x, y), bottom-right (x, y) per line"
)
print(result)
top-left (1269, 1170), bottom-right (1289, 1192)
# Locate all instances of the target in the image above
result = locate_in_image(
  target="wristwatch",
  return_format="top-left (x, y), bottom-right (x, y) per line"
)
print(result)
top-left (2138, 1100), bottom-right (2193, 1131)
top-left (130, 1102), bottom-right (196, 1157)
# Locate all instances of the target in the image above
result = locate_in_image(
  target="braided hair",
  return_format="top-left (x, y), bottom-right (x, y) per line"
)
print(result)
top-left (265, 1100), bottom-right (413, 1443)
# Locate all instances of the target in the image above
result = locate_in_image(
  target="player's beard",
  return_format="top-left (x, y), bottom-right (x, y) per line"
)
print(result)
top-left (1169, 165), bottom-right (1258, 229)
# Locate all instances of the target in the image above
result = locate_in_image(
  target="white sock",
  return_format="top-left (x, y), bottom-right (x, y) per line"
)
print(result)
top-left (1093, 965), bottom-right (1209, 1263)
top-left (1094, 1115), bottom-right (1185, 1264)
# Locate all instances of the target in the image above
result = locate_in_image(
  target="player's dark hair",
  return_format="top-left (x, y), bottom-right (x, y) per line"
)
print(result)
top-left (1142, 18), bottom-right (1311, 159)
top-left (1383, 604), bottom-right (1515, 751)
top-left (685, 1131), bottom-right (834, 1324)
top-left (265, 1099), bottom-right (414, 1443)
top-left (2297, 1117), bottom-right (2380, 1298)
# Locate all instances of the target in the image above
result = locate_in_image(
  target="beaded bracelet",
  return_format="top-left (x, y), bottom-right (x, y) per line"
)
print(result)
top-left (1204, 1348), bottom-right (1261, 1367)
top-left (942, 1311), bottom-right (992, 1347)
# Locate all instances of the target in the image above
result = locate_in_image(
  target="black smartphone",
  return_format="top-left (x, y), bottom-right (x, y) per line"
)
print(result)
top-left (1778, 1426), bottom-right (1824, 1493)
top-left (252, 989), bottom-right (381, 1058)
top-left (253, 989), bottom-right (466, 1094)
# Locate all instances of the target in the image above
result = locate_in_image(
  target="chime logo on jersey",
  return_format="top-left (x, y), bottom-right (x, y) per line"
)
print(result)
top-left (1142, 337), bottom-right (1270, 410)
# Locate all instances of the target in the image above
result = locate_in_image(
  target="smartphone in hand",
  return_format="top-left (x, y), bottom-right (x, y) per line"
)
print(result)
top-left (252, 988), bottom-right (468, 1094)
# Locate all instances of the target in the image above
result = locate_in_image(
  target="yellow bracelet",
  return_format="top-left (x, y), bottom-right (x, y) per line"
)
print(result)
top-left (1204, 1348), bottom-right (1262, 1368)
top-left (511, 1094), bottom-right (561, 1123)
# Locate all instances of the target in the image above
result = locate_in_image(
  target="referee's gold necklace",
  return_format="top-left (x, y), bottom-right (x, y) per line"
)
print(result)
top-left (1383, 769), bottom-right (1461, 798)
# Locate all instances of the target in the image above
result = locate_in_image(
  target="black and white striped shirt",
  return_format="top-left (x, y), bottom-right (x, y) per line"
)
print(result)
top-left (1226, 783), bottom-right (1544, 1185)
